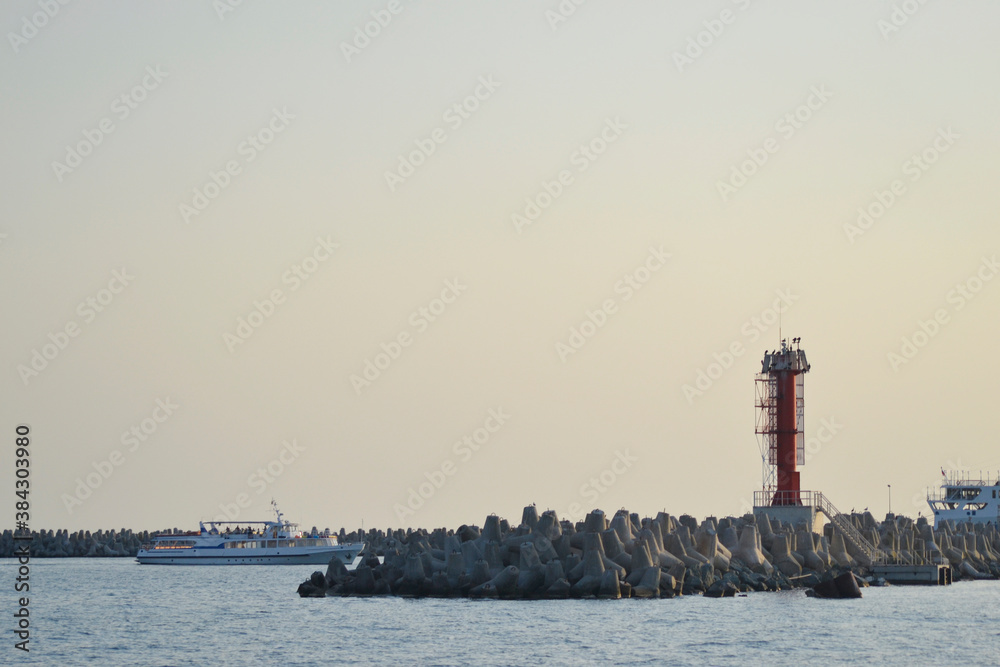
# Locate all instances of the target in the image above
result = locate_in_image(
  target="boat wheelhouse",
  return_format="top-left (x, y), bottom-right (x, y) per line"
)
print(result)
top-left (927, 472), bottom-right (1000, 526)
top-left (136, 502), bottom-right (364, 566)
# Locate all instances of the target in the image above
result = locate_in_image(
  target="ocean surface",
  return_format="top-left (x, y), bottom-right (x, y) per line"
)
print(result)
top-left (2, 558), bottom-right (999, 666)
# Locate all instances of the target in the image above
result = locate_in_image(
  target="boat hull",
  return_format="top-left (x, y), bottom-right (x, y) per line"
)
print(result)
top-left (136, 545), bottom-right (363, 566)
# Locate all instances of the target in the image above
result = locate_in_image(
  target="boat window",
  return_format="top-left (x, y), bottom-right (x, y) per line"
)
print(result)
top-left (154, 540), bottom-right (195, 549)
top-left (287, 540), bottom-right (295, 547)
top-left (267, 540), bottom-right (277, 548)
top-left (278, 540), bottom-right (287, 548)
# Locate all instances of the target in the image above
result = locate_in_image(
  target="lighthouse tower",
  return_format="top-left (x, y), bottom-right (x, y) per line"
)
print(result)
top-left (755, 337), bottom-right (810, 506)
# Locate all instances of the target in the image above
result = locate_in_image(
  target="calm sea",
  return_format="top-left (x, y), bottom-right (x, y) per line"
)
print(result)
top-left (2, 558), bottom-right (999, 666)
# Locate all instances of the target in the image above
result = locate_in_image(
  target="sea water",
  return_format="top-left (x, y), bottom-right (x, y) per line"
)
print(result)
top-left (2, 558), bottom-right (999, 666)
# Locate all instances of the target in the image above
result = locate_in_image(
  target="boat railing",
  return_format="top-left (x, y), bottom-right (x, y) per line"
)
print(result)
top-left (939, 471), bottom-right (1000, 487)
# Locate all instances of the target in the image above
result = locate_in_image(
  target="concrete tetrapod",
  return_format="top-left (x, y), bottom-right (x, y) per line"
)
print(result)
top-left (770, 534), bottom-right (802, 578)
top-left (583, 510), bottom-right (608, 534)
top-left (695, 529), bottom-right (731, 573)
top-left (571, 550), bottom-right (606, 597)
top-left (598, 570), bottom-right (622, 599)
top-left (601, 528), bottom-right (633, 571)
top-left (517, 542), bottom-right (546, 596)
top-left (610, 513), bottom-right (635, 552)
top-left (665, 532), bottom-right (708, 569)
top-left (543, 559), bottom-right (571, 598)
top-left (795, 530), bottom-right (828, 573)
top-left (470, 565), bottom-right (519, 598)
top-left (732, 524), bottom-right (773, 575)
top-left (535, 510), bottom-right (562, 540)
top-left (632, 566), bottom-right (661, 598)
top-left (828, 530), bottom-right (854, 568)
top-left (624, 540), bottom-right (654, 588)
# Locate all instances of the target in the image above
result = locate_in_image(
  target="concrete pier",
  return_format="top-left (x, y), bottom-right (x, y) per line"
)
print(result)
top-left (873, 564), bottom-right (952, 585)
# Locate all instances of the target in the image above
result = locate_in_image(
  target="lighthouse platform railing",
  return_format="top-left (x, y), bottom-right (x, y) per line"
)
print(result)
top-left (754, 489), bottom-right (891, 566)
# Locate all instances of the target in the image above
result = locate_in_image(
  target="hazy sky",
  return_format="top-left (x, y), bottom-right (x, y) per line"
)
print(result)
top-left (3, 1), bottom-right (999, 533)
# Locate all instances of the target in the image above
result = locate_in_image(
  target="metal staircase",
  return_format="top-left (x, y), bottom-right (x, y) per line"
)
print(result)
top-left (814, 492), bottom-right (887, 566)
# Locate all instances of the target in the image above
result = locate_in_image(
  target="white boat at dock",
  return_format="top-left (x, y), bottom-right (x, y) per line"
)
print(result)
top-left (927, 471), bottom-right (1000, 526)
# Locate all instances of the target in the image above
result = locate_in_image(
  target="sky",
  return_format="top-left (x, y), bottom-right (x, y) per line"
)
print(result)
top-left (2, 1), bottom-right (999, 533)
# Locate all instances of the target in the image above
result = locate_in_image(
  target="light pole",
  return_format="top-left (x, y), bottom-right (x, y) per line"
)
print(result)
top-left (888, 484), bottom-right (892, 515)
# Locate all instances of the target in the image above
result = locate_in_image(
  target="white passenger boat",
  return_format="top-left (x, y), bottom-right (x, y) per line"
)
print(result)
top-left (927, 471), bottom-right (1000, 526)
top-left (136, 502), bottom-right (364, 566)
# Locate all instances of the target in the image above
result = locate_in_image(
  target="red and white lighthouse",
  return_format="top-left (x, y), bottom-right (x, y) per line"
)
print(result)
top-left (755, 337), bottom-right (810, 506)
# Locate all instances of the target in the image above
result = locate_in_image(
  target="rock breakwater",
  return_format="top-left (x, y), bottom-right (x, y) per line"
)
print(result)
top-left (297, 507), bottom-right (1000, 599)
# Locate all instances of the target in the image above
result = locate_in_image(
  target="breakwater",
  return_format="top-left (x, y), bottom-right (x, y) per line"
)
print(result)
top-left (1, 528), bottom-right (157, 557)
top-left (298, 506), bottom-right (1000, 599)
top-left (0, 525), bottom-right (345, 558)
